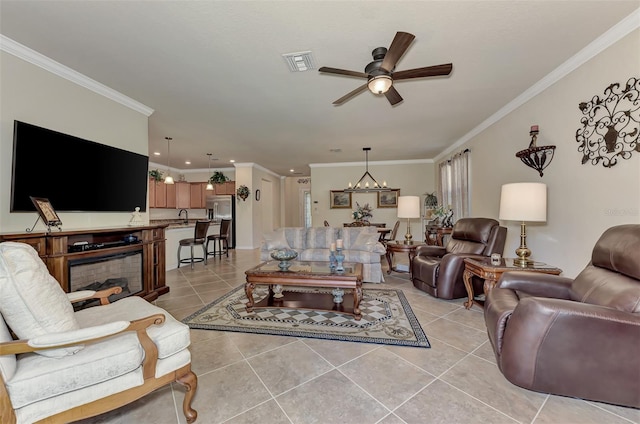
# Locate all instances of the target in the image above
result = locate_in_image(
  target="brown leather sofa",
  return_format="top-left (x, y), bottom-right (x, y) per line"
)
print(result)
top-left (411, 218), bottom-right (506, 299)
top-left (484, 224), bottom-right (640, 408)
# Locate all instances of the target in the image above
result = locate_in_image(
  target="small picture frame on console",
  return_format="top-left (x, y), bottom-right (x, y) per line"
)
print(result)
top-left (330, 190), bottom-right (352, 209)
top-left (30, 196), bottom-right (62, 227)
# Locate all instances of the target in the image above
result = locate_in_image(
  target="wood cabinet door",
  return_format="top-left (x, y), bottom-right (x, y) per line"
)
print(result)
top-left (166, 182), bottom-right (176, 208)
top-left (148, 178), bottom-right (156, 207)
top-left (224, 181), bottom-right (235, 195)
top-left (190, 183), bottom-right (205, 208)
top-left (176, 182), bottom-right (190, 209)
top-left (155, 180), bottom-right (167, 208)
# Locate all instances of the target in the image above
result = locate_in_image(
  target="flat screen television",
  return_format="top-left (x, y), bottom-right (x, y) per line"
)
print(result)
top-left (11, 120), bottom-right (149, 212)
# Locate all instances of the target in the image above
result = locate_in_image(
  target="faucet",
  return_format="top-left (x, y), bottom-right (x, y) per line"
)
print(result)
top-left (178, 209), bottom-right (188, 224)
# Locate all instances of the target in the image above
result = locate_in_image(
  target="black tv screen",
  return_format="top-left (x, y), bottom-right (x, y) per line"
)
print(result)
top-left (11, 120), bottom-right (149, 212)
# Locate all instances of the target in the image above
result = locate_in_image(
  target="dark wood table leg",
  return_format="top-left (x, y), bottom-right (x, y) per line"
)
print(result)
top-left (385, 250), bottom-right (393, 274)
top-left (244, 281), bottom-right (255, 312)
top-left (463, 269), bottom-right (474, 310)
top-left (353, 286), bottom-right (362, 321)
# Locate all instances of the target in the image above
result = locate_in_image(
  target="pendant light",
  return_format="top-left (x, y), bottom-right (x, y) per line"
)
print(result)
top-left (345, 147), bottom-right (389, 192)
top-left (205, 153), bottom-right (214, 190)
top-left (164, 137), bottom-right (174, 184)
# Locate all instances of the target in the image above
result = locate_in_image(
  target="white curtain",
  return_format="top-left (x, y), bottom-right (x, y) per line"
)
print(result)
top-left (437, 149), bottom-right (470, 223)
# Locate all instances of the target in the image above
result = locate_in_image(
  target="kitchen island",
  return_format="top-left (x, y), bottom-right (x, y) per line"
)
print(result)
top-left (150, 219), bottom-right (221, 270)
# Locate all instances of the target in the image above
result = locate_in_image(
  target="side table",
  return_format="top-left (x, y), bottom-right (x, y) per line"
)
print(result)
top-left (463, 257), bottom-right (562, 309)
top-left (385, 241), bottom-right (425, 278)
top-left (425, 226), bottom-right (453, 246)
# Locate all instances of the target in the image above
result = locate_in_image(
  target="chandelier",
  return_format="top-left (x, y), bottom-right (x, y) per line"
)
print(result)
top-left (345, 147), bottom-right (390, 192)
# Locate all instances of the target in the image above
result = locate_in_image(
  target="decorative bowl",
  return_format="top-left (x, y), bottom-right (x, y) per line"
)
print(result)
top-left (270, 249), bottom-right (298, 271)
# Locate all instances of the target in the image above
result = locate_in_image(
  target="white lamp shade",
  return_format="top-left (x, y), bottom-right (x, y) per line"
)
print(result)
top-left (164, 175), bottom-right (174, 185)
top-left (367, 75), bottom-right (392, 94)
top-left (499, 182), bottom-right (547, 222)
top-left (397, 196), bottom-right (421, 218)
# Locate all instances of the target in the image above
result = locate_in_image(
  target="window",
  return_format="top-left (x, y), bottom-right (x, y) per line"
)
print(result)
top-left (437, 149), bottom-right (470, 222)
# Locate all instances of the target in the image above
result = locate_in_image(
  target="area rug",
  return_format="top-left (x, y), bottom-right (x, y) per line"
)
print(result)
top-left (182, 285), bottom-right (430, 348)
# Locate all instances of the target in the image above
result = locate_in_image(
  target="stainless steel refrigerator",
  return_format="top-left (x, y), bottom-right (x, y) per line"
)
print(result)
top-left (205, 195), bottom-right (236, 249)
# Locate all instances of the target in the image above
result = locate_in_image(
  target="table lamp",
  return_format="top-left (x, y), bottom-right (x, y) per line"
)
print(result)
top-left (499, 182), bottom-right (547, 267)
top-left (397, 196), bottom-right (420, 244)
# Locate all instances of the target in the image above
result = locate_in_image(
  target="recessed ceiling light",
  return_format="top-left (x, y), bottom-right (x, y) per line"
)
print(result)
top-left (185, 161), bottom-right (191, 165)
top-left (290, 169), bottom-right (295, 173)
top-left (153, 152), bottom-right (161, 156)
top-left (229, 159), bottom-right (235, 163)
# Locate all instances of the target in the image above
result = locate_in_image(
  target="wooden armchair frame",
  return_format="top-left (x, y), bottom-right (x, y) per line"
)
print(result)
top-left (0, 287), bottom-right (197, 424)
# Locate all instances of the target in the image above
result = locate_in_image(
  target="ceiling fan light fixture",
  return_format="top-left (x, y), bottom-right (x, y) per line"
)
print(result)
top-left (367, 75), bottom-right (392, 94)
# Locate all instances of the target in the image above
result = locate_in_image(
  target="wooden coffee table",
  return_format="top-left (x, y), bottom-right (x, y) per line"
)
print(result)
top-left (244, 260), bottom-right (364, 320)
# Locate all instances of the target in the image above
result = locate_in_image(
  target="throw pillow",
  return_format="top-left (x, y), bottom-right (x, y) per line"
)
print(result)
top-left (263, 229), bottom-right (291, 250)
top-left (351, 231), bottom-right (384, 253)
top-left (0, 242), bottom-right (82, 358)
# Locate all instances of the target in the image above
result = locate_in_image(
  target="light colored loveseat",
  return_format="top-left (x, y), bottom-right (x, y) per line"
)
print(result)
top-left (260, 227), bottom-right (386, 283)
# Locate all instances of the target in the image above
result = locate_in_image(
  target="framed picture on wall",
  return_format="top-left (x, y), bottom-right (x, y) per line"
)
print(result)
top-left (330, 190), bottom-right (352, 209)
top-left (30, 196), bottom-right (62, 226)
top-left (377, 189), bottom-right (400, 208)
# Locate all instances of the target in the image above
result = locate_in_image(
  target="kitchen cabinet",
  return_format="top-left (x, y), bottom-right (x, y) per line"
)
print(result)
top-left (213, 181), bottom-right (235, 195)
top-left (149, 178), bottom-right (166, 208)
top-left (175, 182), bottom-right (190, 209)
top-left (190, 182), bottom-right (209, 208)
top-left (166, 183), bottom-right (176, 208)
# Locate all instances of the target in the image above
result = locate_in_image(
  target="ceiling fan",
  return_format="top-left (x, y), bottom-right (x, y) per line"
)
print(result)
top-left (319, 31), bottom-right (453, 106)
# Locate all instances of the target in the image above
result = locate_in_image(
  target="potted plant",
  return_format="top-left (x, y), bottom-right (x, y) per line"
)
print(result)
top-left (209, 171), bottom-right (229, 185)
top-left (236, 185), bottom-right (250, 201)
top-left (352, 202), bottom-right (374, 223)
top-left (424, 192), bottom-right (438, 218)
top-left (148, 169), bottom-right (163, 182)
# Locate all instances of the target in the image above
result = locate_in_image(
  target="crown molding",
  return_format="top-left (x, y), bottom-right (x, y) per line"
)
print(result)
top-left (310, 158), bottom-right (432, 168)
top-left (0, 35), bottom-right (154, 117)
top-left (233, 162), bottom-right (280, 178)
top-left (434, 7), bottom-right (640, 162)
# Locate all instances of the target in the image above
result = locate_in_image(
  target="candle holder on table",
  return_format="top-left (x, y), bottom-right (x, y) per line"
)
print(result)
top-left (329, 250), bottom-right (337, 269)
top-left (335, 248), bottom-right (345, 272)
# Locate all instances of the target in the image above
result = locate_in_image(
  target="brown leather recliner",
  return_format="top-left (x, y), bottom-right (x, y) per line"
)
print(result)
top-left (411, 218), bottom-right (507, 299)
top-left (484, 224), bottom-right (640, 408)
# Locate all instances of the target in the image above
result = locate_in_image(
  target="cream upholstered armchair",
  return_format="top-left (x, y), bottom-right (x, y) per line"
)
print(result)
top-left (0, 242), bottom-right (197, 423)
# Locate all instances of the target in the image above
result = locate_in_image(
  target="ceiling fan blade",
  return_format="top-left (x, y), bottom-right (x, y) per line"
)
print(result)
top-left (319, 67), bottom-right (368, 79)
top-left (333, 83), bottom-right (369, 105)
top-left (384, 86), bottom-right (403, 105)
top-left (392, 63), bottom-right (453, 80)
top-left (380, 31), bottom-right (415, 72)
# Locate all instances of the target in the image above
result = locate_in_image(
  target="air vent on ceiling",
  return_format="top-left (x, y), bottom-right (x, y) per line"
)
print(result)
top-left (282, 51), bottom-right (315, 72)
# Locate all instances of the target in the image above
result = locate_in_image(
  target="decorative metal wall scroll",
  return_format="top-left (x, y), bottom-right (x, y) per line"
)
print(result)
top-left (297, 178), bottom-right (311, 184)
top-left (576, 77), bottom-right (640, 168)
top-left (516, 125), bottom-right (556, 177)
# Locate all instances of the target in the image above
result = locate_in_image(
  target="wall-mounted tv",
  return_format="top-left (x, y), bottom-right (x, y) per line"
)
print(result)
top-left (11, 120), bottom-right (149, 212)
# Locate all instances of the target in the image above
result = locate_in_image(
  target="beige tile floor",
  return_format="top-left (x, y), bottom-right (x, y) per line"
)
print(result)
top-left (80, 249), bottom-right (639, 424)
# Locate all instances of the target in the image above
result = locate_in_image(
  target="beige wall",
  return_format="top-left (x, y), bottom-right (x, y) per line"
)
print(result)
top-left (234, 163), bottom-right (282, 249)
top-left (438, 29), bottom-right (640, 278)
top-left (310, 160), bottom-right (435, 241)
top-left (283, 176), bottom-right (310, 227)
top-left (1, 52), bottom-right (150, 232)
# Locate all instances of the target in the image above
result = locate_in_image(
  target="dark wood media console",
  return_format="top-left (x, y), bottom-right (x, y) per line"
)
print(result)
top-left (0, 224), bottom-right (169, 302)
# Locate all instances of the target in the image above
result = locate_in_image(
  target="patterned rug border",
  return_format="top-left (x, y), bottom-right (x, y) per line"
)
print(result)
top-left (182, 286), bottom-right (430, 348)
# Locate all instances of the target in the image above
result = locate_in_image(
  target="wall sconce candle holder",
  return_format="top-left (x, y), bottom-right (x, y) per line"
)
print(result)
top-left (516, 126), bottom-right (556, 177)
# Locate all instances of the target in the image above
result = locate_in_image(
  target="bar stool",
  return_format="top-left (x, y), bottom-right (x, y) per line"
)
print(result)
top-left (206, 219), bottom-right (231, 259)
top-left (177, 220), bottom-right (210, 269)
